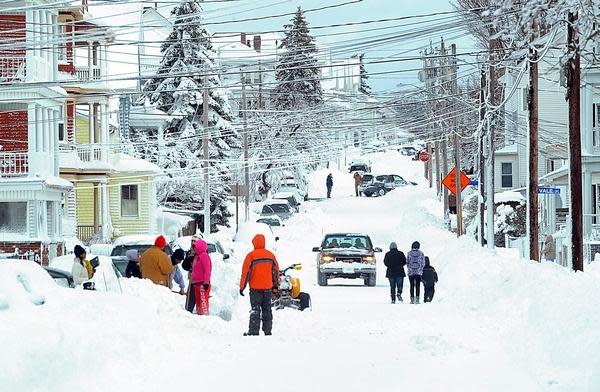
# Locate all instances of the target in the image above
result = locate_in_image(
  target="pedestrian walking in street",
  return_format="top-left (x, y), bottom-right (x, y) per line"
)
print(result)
top-left (353, 172), bottom-right (362, 196)
top-left (125, 249), bottom-right (142, 279)
top-left (406, 241), bottom-right (425, 304)
top-left (326, 173), bottom-right (333, 198)
top-left (542, 234), bottom-right (556, 262)
top-left (72, 245), bottom-right (94, 286)
top-left (170, 248), bottom-right (186, 295)
top-left (421, 256), bottom-right (438, 303)
top-left (140, 235), bottom-right (173, 287)
top-left (191, 240), bottom-right (212, 315)
top-left (383, 242), bottom-right (406, 303)
top-left (239, 234), bottom-right (280, 336)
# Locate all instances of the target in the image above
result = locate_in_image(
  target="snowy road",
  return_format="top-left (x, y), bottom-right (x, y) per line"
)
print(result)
top-left (2, 151), bottom-right (600, 391)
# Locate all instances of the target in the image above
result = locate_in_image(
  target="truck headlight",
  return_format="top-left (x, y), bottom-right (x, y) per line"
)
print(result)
top-left (363, 256), bottom-right (375, 264)
top-left (320, 255), bottom-right (334, 263)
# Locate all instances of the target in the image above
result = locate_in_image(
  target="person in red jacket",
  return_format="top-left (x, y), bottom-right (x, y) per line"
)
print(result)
top-left (191, 239), bottom-right (212, 315)
top-left (239, 234), bottom-right (280, 336)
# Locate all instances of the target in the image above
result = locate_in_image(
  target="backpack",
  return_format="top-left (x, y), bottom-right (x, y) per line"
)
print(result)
top-left (181, 254), bottom-right (194, 272)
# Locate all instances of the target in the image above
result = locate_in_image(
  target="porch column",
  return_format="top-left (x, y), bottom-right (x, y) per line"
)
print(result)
top-left (584, 170), bottom-right (592, 239)
top-left (88, 102), bottom-right (95, 144)
top-left (100, 180), bottom-right (111, 242)
top-left (41, 107), bottom-right (49, 157)
top-left (87, 41), bottom-right (93, 80)
top-left (50, 108), bottom-right (58, 176)
top-left (101, 101), bottom-right (109, 161)
top-left (581, 82), bottom-right (593, 153)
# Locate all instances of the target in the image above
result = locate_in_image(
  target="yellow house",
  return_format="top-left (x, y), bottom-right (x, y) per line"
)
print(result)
top-left (60, 110), bottom-right (161, 243)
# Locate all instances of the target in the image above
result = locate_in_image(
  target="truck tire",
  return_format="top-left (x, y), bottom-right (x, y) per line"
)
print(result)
top-left (377, 188), bottom-right (386, 197)
top-left (317, 270), bottom-right (328, 286)
top-left (365, 274), bottom-right (376, 287)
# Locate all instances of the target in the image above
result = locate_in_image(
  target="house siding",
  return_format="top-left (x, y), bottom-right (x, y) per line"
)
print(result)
top-left (109, 176), bottom-right (152, 236)
top-left (0, 111), bottom-right (27, 151)
top-left (75, 182), bottom-right (94, 225)
top-left (75, 114), bottom-right (89, 144)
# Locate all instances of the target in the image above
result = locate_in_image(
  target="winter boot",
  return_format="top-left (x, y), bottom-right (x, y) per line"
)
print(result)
top-left (410, 296), bottom-right (415, 304)
top-left (243, 332), bottom-right (258, 336)
top-left (397, 294), bottom-right (403, 302)
top-left (415, 296), bottom-right (420, 304)
top-left (391, 299), bottom-right (395, 304)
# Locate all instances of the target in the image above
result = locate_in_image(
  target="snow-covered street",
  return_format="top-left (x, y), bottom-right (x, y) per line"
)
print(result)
top-left (2, 151), bottom-right (600, 391)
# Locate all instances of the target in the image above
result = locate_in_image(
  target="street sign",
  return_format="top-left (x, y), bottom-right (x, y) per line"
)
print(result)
top-left (538, 187), bottom-right (560, 195)
top-left (419, 150), bottom-right (430, 162)
top-left (442, 167), bottom-right (470, 195)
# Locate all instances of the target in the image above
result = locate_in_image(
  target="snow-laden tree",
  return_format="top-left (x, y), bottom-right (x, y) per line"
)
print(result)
top-left (273, 6), bottom-right (323, 110)
top-left (353, 53), bottom-right (371, 96)
top-left (138, 0), bottom-right (241, 232)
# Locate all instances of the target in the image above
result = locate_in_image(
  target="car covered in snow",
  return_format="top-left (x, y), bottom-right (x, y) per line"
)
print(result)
top-left (312, 233), bottom-right (382, 287)
top-left (256, 215), bottom-right (284, 228)
top-left (110, 235), bottom-right (173, 277)
top-left (362, 174), bottom-right (417, 197)
top-left (272, 191), bottom-right (301, 213)
top-left (279, 176), bottom-right (308, 201)
top-left (348, 159), bottom-right (372, 174)
top-left (260, 199), bottom-right (294, 220)
top-left (399, 146), bottom-right (419, 156)
top-left (48, 254), bottom-right (123, 292)
top-left (43, 266), bottom-right (75, 288)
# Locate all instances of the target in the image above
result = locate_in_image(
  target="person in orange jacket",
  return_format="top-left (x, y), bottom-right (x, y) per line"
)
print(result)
top-left (239, 234), bottom-right (280, 336)
top-left (140, 235), bottom-right (173, 287)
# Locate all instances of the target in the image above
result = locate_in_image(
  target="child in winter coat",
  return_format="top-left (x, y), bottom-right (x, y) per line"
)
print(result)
top-left (125, 249), bottom-right (142, 278)
top-left (191, 239), bottom-right (212, 315)
top-left (406, 241), bottom-right (425, 304)
top-left (421, 256), bottom-right (438, 303)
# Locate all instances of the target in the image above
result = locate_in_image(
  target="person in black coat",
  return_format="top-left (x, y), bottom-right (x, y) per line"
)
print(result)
top-left (125, 249), bottom-right (142, 279)
top-left (383, 242), bottom-right (406, 303)
top-left (421, 256), bottom-right (438, 302)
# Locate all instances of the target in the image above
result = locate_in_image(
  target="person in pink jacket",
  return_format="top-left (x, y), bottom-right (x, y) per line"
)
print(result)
top-left (191, 239), bottom-right (212, 315)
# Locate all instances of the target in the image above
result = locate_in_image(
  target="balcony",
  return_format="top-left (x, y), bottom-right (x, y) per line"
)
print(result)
top-left (76, 144), bottom-right (104, 162)
top-left (0, 57), bottom-right (26, 82)
top-left (0, 152), bottom-right (28, 176)
top-left (75, 65), bottom-right (102, 82)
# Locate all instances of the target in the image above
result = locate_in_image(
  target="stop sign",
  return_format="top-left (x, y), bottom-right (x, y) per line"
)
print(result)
top-left (419, 150), bottom-right (430, 162)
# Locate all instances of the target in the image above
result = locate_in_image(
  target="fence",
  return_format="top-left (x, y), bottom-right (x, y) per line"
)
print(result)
top-left (0, 56), bottom-right (26, 82)
top-left (0, 152), bottom-right (28, 176)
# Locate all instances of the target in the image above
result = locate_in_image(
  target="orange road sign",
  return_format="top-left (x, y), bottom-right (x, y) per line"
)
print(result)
top-left (442, 167), bottom-right (470, 195)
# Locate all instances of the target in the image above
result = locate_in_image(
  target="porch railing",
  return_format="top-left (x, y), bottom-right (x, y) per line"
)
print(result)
top-left (76, 144), bottom-right (104, 162)
top-left (77, 225), bottom-right (98, 243)
top-left (0, 152), bottom-right (28, 176)
top-left (0, 56), bottom-right (26, 82)
top-left (75, 65), bottom-right (101, 81)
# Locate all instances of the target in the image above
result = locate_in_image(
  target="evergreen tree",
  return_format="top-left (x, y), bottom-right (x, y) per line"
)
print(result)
top-left (356, 53), bottom-right (371, 95)
top-left (273, 7), bottom-right (323, 110)
top-left (139, 0), bottom-right (240, 232)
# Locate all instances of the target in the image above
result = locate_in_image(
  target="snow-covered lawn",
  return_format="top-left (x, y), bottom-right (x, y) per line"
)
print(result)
top-left (1, 151), bottom-right (599, 391)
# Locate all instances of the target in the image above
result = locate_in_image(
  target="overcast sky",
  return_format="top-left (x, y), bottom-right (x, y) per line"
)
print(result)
top-left (91, 0), bottom-right (475, 92)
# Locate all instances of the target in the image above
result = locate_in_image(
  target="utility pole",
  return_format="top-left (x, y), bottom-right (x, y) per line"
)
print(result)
top-left (258, 60), bottom-right (263, 110)
top-left (479, 66), bottom-right (486, 246)
top-left (435, 140), bottom-right (441, 195)
top-left (202, 74), bottom-right (211, 234)
top-left (450, 44), bottom-right (463, 237)
top-left (485, 47), bottom-right (496, 250)
top-left (440, 39), bottom-right (449, 225)
top-left (567, 11), bottom-right (583, 271)
top-left (241, 70), bottom-right (250, 222)
top-left (427, 142), bottom-right (433, 188)
top-left (528, 19), bottom-right (540, 261)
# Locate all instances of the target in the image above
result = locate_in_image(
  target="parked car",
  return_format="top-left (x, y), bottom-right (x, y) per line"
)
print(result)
top-left (400, 146), bottom-right (419, 156)
top-left (261, 200), bottom-right (294, 220)
top-left (363, 174), bottom-right (416, 197)
top-left (358, 173), bottom-right (376, 195)
top-left (256, 215), bottom-right (284, 228)
top-left (43, 266), bottom-right (75, 288)
top-left (348, 159), bottom-right (371, 174)
top-left (279, 176), bottom-right (308, 201)
top-left (272, 191), bottom-right (301, 212)
top-left (48, 255), bottom-right (122, 292)
top-left (312, 233), bottom-right (382, 287)
top-left (110, 235), bottom-right (173, 277)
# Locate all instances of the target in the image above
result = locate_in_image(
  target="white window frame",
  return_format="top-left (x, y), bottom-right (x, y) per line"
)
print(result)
top-left (501, 162), bottom-right (513, 188)
top-left (0, 201), bottom-right (28, 234)
top-left (120, 184), bottom-right (140, 218)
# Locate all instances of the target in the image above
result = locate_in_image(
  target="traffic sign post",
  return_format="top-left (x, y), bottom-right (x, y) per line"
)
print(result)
top-left (419, 150), bottom-right (430, 162)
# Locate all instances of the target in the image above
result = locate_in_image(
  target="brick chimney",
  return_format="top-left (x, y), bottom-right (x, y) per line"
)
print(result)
top-left (253, 35), bottom-right (261, 52)
top-left (241, 33), bottom-right (246, 45)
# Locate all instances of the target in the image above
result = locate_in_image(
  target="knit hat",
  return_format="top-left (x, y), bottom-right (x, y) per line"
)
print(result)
top-left (389, 242), bottom-right (398, 250)
top-left (411, 241), bottom-right (420, 250)
top-left (172, 248), bottom-right (185, 263)
top-left (154, 235), bottom-right (167, 249)
top-left (74, 245), bottom-right (86, 259)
